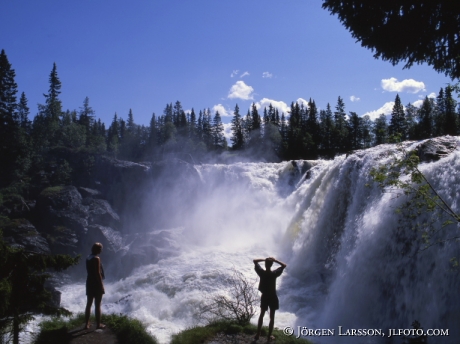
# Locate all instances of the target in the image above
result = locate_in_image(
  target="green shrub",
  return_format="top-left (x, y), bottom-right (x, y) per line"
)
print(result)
top-left (171, 320), bottom-right (312, 344)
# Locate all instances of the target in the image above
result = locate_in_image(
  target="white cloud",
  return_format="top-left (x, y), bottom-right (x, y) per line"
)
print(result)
top-left (212, 104), bottom-right (233, 117)
top-left (230, 70), bottom-right (239, 78)
top-left (350, 95), bottom-right (360, 102)
top-left (428, 92), bottom-right (436, 98)
top-left (255, 98), bottom-right (290, 114)
top-left (240, 71), bottom-right (250, 78)
top-left (363, 101), bottom-right (395, 121)
top-left (262, 72), bottom-right (273, 78)
top-left (228, 81), bottom-right (254, 100)
top-left (412, 100), bottom-right (424, 108)
top-left (381, 77), bottom-right (426, 93)
top-left (296, 98), bottom-right (309, 108)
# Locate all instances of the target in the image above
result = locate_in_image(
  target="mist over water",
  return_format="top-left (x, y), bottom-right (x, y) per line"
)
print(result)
top-left (61, 139), bottom-right (460, 343)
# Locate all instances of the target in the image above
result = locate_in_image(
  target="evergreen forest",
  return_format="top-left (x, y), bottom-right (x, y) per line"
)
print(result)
top-left (1, 48), bottom-right (459, 194)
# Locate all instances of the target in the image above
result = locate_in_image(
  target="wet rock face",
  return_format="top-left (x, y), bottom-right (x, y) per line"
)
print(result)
top-left (85, 199), bottom-right (120, 227)
top-left (1, 218), bottom-right (51, 254)
top-left (34, 185), bottom-right (123, 257)
top-left (417, 136), bottom-right (458, 162)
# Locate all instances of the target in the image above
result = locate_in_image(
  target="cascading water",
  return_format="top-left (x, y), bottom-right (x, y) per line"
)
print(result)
top-left (60, 138), bottom-right (460, 343)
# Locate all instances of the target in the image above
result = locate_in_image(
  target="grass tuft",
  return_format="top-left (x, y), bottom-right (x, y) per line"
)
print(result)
top-left (33, 313), bottom-right (158, 344)
top-left (171, 320), bottom-right (312, 344)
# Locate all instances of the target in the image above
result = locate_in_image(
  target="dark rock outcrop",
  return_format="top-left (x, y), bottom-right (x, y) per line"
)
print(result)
top-left (1, 218), bottom-right (51, 254)
top-left (34, 185), bottom-right (123, 257)
top-left (417, 136), bottom-right (458, 162)
top-left (78, 187), bottom-right (101, 198)
top-left (86, 199), bottom-right (120, 228)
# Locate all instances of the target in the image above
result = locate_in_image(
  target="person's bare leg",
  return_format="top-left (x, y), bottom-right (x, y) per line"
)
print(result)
top-left (95, 294), bottom-right (105, 329)
top-left (255, 308), bottom-right (266, 340)
top-left (267, 309), bottom-right (275, 342)
top-left (85, 296), bottom-right (93, 329)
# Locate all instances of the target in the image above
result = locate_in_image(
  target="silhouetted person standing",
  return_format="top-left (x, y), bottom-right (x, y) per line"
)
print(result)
top-left (253, 257), bottom-right (287, 342)
top-left (85, 242), bottom-right (105, 329)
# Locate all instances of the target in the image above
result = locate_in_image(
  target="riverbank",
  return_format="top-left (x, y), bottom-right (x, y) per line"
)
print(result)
top-left (33, 315), bottom-right (311, 344)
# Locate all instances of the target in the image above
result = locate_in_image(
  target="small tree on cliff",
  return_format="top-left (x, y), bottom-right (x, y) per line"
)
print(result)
top-left (197, 269), bottom-right (258, 326)
top-left (369, 142), bottom-right (460, 251)
top-left (0, 227), bottom-right (79, 344)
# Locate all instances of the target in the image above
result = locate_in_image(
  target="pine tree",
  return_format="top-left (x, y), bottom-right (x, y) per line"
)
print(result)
top-left (0, 49), bottom-right (18, 123)
top-left (306, 99), bottom-right (320, 153)
top-left (333, 96), bottom-right (348, 152)
top-left (444, 86), bottom-right (457, 135)
top-left (17, 92), bottom-right (30, 131)
top-left (189, 108), bottom-right (197, 141)
top-left (433, 88), bottom-right (446, 136)
top-left (319, 104), bottom-right (334, 154)
top-left (35, 63), bottom-right (63, 148)
top-left (146, 113), bottom-right (158, 159)
top-left (107, 113), bottom-right (120, 155)
top-left (0, 50), bottom-right (30, 186)
top-left (43, 63), bottom-right (62, 122)
top-left (231, 104), bottom-right (244, 150)
top-left (388, 94), bottom-right (406, 140)
top-left (373, 114), bottom-right (388, 145)
top-left (287, 102), bottom-right (304, 158)
top-left (418, 97), bottom-right (434, 139)
top-left (348, 111), bottom-right (362, 150)
top-left (0, 230), bottom-right (79, 344)
top-left (212, 111), bottom-right (226, 149)
top-left (360, 115), bottom-right (373, 148)
top-left (279, 113), bottom-right (288, 158)
top-left (202, 108), bottom-right (213, 149)
top-left (404, 103), bottom-right (418, 140)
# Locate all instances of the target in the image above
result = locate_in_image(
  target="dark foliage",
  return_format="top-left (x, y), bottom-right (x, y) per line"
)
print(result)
top-left (322, 0), bottom-right (460, 79)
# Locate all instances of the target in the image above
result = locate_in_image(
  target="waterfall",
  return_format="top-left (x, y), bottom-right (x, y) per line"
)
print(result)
top-left (60, 138), bottom-right (460, 343)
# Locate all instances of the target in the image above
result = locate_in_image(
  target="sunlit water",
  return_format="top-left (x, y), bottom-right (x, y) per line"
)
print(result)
top-left (58, 139), bottom-right (460, 343)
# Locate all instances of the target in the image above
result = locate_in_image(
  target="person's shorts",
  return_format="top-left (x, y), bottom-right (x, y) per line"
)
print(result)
top-left (260, 293), bottom-right (279, 311)
top-left (86, 281), bottom-right (104, 298)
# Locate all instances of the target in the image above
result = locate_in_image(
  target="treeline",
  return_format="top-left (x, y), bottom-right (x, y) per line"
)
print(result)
top-left (1, 49), bottom-right (459, 193)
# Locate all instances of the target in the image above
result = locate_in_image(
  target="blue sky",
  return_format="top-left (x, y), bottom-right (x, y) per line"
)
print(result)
top-left (1, 0), bottom-right (454, 136)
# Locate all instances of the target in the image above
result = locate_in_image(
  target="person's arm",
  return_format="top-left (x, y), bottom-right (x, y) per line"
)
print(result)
top-left (253, 258), bottom-right (265, 264)
top-left (269, 257), bottom-right (287, 268)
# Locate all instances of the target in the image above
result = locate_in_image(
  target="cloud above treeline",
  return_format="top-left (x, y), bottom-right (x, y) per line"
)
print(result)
top-left (363, 102), bottom-right (395, 120)
top-left (413, 92), bottom-right (436, 107)
top-left (350, 95), bottom-right (360, 102)
top-left (381, 77), bottom-right (426, 93)
top-left (262, 72), bottom-right (273, 78)
top-left (212, 104), bottom-right (233, 117)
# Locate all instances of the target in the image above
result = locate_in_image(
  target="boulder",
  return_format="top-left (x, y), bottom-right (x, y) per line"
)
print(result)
top-left (1, 218), bottom-right (51, 254)
top-left (78, 187), bottom-right (101, 198)
top-left (84, 224), bottom-right (124, 255)
top-left (85, 199), bottom-right (120, 228)
top-left (34, 185), bottom-right (121, 256)
top-left (417, 136), bottom-right (458, 162)
top-left (37, 186), bottom-right (85, 212)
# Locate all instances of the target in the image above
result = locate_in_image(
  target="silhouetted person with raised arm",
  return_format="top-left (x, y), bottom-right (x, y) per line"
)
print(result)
top-left (253, 257), bottom-right (287, 343)
top-left (84, 242), bottom-right (106, 329)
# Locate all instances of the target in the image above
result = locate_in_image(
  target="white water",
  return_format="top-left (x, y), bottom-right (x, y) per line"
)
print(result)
top-left (60, 139), bottom-right (460, 343)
